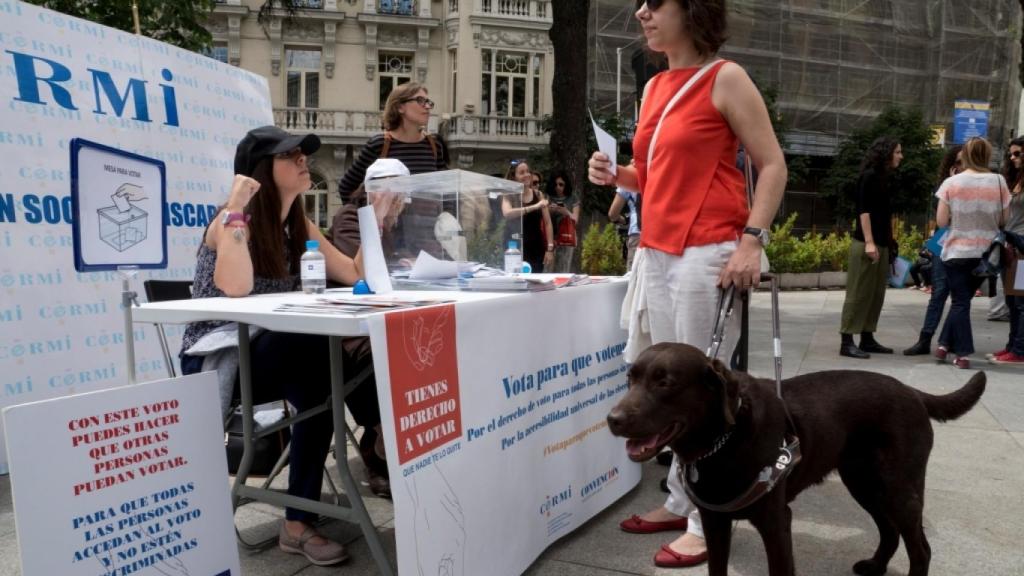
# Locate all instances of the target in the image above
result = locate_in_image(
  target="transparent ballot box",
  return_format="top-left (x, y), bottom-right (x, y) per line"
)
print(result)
top-left (364, 169), bottom-right (524, 272)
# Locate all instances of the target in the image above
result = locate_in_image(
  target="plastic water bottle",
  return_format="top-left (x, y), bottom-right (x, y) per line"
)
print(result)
top-left (504, 240), bottom-right (523, 274)
top-left (301, 239), bottom-right (326, 294)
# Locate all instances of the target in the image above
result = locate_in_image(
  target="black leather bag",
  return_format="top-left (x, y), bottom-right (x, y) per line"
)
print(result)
top-left (224, 407), bottom-right (290, 476)
top-left (972, 232), bottom-right (1005, 278)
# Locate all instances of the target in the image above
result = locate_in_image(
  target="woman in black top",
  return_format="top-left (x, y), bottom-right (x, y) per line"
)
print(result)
top-left (501, 160), bottom-right (554, 272)
top-left (337, 81), bottom-right (447, 199)
top-left (546, 169), bottom-right (580, 272)
top-left (839, 137), bottom-right (903, 358)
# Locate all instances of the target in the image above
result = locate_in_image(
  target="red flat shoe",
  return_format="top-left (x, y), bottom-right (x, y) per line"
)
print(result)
top-left (619, 514), bottom-right (688, 534)
top-left (654, 543), bottom-right (708, 568)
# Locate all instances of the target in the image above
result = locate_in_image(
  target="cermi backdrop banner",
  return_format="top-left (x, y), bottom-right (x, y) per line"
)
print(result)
top-left (0, 1), bottom-right (273, 471)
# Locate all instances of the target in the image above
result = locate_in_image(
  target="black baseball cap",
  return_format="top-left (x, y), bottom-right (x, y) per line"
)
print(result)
top-left (233, 125), bottom-right (321, 176)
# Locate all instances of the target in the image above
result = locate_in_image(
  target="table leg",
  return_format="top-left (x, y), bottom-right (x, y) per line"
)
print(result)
top-left (232, 323), bottom-right (254, 511)
top-left (329, 335), bottom-right (395, 576)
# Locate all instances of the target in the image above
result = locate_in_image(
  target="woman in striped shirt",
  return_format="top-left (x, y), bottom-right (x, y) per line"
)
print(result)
top-left (934, 137), bottom-right (1010, 368)
top-left (337, 81), bottom-right (447, 200)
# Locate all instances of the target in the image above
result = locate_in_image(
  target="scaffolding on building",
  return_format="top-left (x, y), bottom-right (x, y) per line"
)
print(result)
top-left (589, 0), bottom-right (1023, 157)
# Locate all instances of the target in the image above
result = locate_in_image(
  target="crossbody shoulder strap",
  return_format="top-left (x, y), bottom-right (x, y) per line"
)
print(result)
top-left (646, 59), bottom-right (721, 176)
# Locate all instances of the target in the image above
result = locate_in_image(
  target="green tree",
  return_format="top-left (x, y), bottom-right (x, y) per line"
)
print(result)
top-left (821, 105), bottom-right (943, 222)
top-left (27, 0), bottom-right (217, 52)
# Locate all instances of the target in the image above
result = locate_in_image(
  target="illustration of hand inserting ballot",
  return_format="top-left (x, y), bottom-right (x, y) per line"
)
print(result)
top-left (98, 183), bottom-right (149, 252)
top-left (406, 462), bottom-right (466, 576)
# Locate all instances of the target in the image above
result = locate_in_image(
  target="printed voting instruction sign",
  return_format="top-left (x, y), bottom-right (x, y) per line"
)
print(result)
top-left (3, 372), bottom-right (239, 576)
top-left (71, 138), bottom-right (168, 272)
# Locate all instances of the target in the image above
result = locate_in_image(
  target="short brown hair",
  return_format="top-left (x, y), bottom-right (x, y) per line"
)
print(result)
top-left (961, 137), bottom-right (992, 173)
top-left (678, 0), bottom-right (729, 56)
top-left (382, 81), bottom-right (427, 131)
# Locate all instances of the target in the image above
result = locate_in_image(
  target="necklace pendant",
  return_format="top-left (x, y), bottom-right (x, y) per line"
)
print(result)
top-left (689, 464), bottom-right (699, 483)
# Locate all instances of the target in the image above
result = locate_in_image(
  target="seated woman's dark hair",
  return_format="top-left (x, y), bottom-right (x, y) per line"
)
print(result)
top-left (246, 157), bottom-right (309, 279)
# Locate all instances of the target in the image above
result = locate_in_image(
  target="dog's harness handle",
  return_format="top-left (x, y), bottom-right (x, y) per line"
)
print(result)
top-left (682, 437), bottom-right (802, 513)
top-left (689, 273), bottom-right (802, 512)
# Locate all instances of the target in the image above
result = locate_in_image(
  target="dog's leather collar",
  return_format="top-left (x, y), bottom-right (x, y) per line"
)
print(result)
top-left (681, 397), bottom-right (742, 467)
top-left (681, 435), bottom-right (802, 513)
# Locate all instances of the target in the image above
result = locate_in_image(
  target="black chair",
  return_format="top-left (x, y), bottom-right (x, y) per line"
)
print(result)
top-left (143, 280), bottom-right (193, 378)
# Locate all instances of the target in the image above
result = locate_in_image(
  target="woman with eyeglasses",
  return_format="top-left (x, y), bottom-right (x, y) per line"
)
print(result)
top-left (331, 82), bottom-right (448, 496)
top-left (933, 137), bottom-right (1010, 369)
top-left (990, 136), bottom-right (1024, 364)
top-left (503, 159), bottom-right (555, 272)
top-left (338, 81), bottom-right (447, 200)
top-left (587, 0), bottom-right (786, 569)
top-left (903, 145), bottom-right (962, 356)
top-left (179, 125), bottom-right (372, 566)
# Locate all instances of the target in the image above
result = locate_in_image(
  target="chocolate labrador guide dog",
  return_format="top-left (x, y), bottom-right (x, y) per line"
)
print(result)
top-left (607, 343), bottom-right (986, 576)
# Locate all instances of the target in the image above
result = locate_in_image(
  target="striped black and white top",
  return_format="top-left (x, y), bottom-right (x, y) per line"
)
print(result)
top-left (338, 133), bottom-right (447, 200)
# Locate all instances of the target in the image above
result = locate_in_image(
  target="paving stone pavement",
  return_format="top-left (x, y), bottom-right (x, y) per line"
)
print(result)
top-left (1, 288), bottom-right (1021, 575)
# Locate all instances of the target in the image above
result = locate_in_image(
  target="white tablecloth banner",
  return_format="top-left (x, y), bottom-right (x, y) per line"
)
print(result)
top-left (367, 283), bottom-right (641, 576)
top-left (0, 2), bottom-right (273, 471)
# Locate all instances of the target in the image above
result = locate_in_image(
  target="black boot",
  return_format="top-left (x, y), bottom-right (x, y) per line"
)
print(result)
top-left (859, 332), bottom-right (893, 354)
top-left (840, 333), bottom-right (870, 359)
top-left (903, 334), bottom-right (932, 356)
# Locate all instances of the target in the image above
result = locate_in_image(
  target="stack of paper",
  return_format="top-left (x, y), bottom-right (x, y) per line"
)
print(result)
top-left (464, 277), bottom-right (556, 292)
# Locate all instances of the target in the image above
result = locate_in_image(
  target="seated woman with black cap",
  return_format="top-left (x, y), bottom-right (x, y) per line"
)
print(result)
top-left (178, 125), bottom-right (374, 566)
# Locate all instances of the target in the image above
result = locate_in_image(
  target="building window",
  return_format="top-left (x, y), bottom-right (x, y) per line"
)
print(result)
top-left (379, 52), bottom-right (413, 110)
top-left (449, 49), bottom-right (458, 113)
top-left (294, 0), bottom-right (324, 7)
top-left (481, 49), bottom-right (540, 117)
top-left (203, 43), bottom-right (229, 64)
top-left (285, 49), bottom-right (320, 128)
top-left (379, 0), bottom-right (415, 16)
top-left (303, 172), bottom-right (329, 230)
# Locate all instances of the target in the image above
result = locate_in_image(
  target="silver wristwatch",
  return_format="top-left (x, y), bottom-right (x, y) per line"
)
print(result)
top-left (743, 226), bottom-right (770, 247)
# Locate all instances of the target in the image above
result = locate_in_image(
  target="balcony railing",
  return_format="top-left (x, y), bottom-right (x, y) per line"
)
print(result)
top-left (274, 108), bottom-right (383, 136)
top-left (442, 114), bottom-right (548, 145)
top-left (379, 0), bottom-right (416, 16)
top-left (476, 0), bottom-right (549, 19)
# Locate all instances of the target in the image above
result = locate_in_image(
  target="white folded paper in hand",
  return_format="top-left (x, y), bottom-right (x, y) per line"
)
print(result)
top-left (358, 205), bottom-right (393, 294)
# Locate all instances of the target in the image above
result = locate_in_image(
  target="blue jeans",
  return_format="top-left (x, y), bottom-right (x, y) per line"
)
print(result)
top-left (920, 256), bottom-right (949, 338)
top-left (938, 259), bottom-right (984, 356)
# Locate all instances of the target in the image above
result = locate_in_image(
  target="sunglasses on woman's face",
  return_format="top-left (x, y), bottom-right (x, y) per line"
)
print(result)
top-left (1011, 151), bottom-right (1022, 159)
top-left (636, 0), bottom-right (666, 10)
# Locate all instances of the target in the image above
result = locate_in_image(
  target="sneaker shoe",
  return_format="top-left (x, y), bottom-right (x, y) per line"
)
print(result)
top-left (991, 352), bottom-right (1024, 365)
top-left (953, 356), bottom-right (971, 369)
top-left (934, 346), bottom-right (949, 361)
top-left (985, 349), bottom-right (1008, 360)
top-left (279, 524), bottom-right (349, 566)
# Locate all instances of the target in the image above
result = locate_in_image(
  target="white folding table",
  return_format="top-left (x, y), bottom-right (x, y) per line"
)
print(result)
top-left (131, 289), bottom-right (521, 576)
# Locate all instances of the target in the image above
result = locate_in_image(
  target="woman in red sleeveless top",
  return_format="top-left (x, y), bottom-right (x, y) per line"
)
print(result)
top-left (589, 0), bottom-right (786, 569)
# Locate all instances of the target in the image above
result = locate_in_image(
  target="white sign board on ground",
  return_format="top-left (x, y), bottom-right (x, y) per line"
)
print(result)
top-left (3, 371), bottom-right (239, 576)
top-left (366, 283), bottom-right (641, 576)
top-left (0, 1), bottom-right (273, 472)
